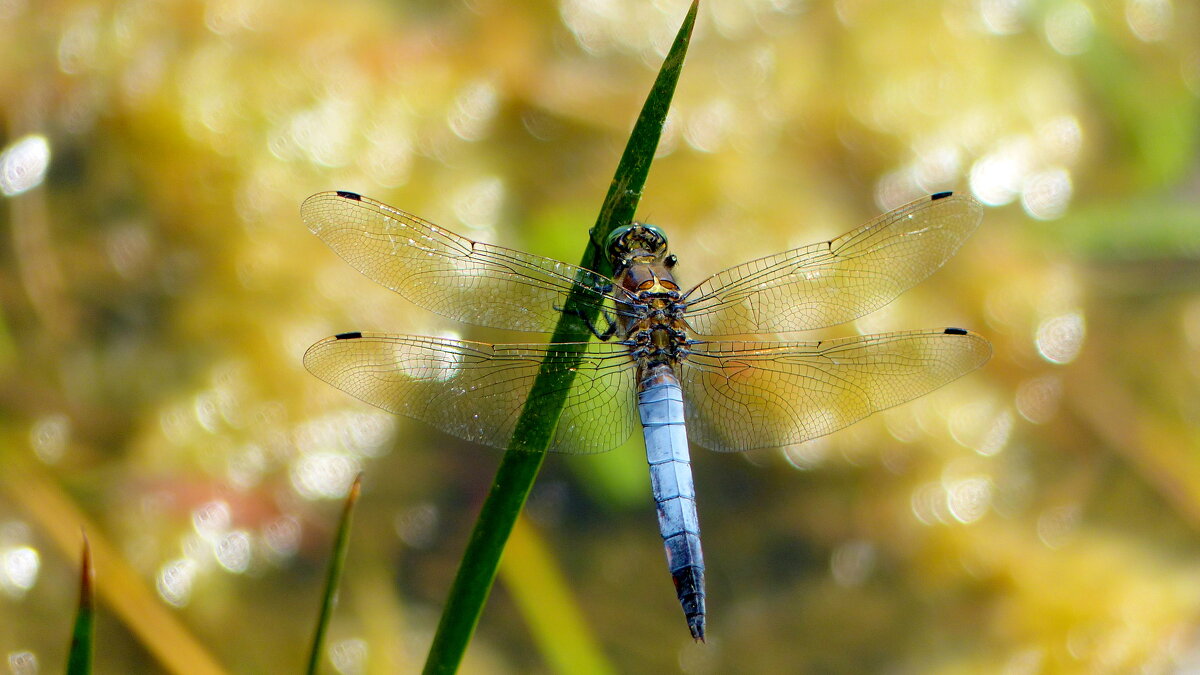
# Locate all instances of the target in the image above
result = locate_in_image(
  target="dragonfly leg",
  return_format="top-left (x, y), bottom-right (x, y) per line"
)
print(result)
top-left (593, 311), bottom-right (618, 340)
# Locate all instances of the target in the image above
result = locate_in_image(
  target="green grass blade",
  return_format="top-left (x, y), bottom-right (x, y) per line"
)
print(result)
top-left (66, 533), bottom-right (94, 675)
top-left (422, 3), bottom-right (699, 674)
top-left (306, 473), bottom-right (363, 675)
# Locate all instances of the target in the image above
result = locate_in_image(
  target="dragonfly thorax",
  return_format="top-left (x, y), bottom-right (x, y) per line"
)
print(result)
top-left (614, 255), bottom-right (689, 339)
top-left (631, 324), bottom-right (688, 387)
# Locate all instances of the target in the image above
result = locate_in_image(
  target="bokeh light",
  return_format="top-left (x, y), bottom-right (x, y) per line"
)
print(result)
top-left (329, 637), bottom-right (368, 675)
top-left (1037, 503), bottom-right (1081, 549)
top-left (289, 452), bottom-right (361, 501)
top-left (262, 515), bottom-right (302, 563)
top-left (1021, 167), bottom-right (1073, 220)
top-left (394, 502), bottom-right (440, 549)
top-left (830, 539), bottom-right (876, 587)
top-left (7, 651), bottom-right (38, 675)
top-left (213, 530), bottom-right (252, 573)
top-left (1015, 374), bottom-right (1063, 424)
top-left (1043, 1), bottom-right (1094, 56)
top-left (156, 559), bottom-right (198, 608)
top-left (946, 475), bottom-right (993, 524)
top-left (0, 135), bottom-right (50, 197)
top-left (1126, 0), bottom-right (1173, 42)
top-left (0, 546), bottom-right (40, 598)
top-left (1035, 311), bottom-right (1087, 364)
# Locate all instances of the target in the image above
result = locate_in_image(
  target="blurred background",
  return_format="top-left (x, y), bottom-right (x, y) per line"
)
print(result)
top-left (1, 0), bottom-right (1198, 672)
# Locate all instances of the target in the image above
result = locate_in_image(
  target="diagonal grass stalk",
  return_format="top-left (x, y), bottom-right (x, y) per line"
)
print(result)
top-left (306, 474), bottom-right (363, 675)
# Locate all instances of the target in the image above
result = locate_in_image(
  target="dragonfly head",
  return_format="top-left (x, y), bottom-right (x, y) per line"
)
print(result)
top-left (605, 222), bottom-right (670, 268)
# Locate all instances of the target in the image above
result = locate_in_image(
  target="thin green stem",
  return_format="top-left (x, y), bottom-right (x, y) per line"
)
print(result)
top-left (66, 533), bottom-right (94, 675)
top-left (306, 474), bottom-right (363, 675)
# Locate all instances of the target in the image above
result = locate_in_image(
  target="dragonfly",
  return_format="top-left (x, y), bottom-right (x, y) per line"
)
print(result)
top-left (302, 189), bottom-right (991, 641)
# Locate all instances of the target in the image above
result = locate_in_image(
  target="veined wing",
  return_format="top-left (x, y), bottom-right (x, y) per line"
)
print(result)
top-left (680, 328), bottom-right (991, 452)
top-left (303, 332), bottom-right (638, 454)
top-left (682, 193), bottom-right (983, 336)
top-left (303, 191), bottom-right (625, 334)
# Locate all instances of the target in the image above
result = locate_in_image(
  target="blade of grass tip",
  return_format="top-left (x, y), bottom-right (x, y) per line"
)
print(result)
top-left (422, 3), bottom-right (699, 674)
top-left (66, 532), bottom-right (94, 675)
top-left (3, 460), bottom-right (227, 674)
top-left (307, 473), bottom-right (363, 675)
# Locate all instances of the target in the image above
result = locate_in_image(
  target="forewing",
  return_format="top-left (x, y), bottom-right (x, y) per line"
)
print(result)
top-left (303, 191), bottom-right (622, 334)
top-left (681, 328), bottom-right (991, 452)
top-left (683, 193), bottom-right (983, 336)
top-left (304, 333), bottom-right (638, 454)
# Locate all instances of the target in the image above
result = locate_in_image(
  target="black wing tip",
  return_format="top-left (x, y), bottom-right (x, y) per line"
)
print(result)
top-left (931, 191), bottom-right (954, 201)
top-left (334, 331), bottom-right (363, 340)
top-left (335, 190), bottom-right (363, 201)
top-left (944, 327), bottom-right (969, 335)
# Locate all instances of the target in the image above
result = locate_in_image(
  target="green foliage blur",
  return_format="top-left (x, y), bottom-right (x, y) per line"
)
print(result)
top-left (1, 1), bottom-right (1198, 673)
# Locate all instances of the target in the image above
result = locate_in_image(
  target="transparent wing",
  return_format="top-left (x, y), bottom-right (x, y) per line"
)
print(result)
top-left (680, 328), bottom-right (992, 452)
top-left (304, 332), bottom-right (638, 454)
top-left (303, 191), bottom-right (625, 334)
top-left (682, 193), bottom-right (983, 336)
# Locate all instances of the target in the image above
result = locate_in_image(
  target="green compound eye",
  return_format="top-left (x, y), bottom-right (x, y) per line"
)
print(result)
top-left (639, 222), bottom-right (668, 244)
top-left (603, 225), bottom-right (635, 255)
top-left (605, 223), bottom-right (669, 261)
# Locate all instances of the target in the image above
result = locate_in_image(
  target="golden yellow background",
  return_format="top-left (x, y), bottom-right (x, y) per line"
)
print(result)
top-left (1, 0), bottom-right (1198, 672)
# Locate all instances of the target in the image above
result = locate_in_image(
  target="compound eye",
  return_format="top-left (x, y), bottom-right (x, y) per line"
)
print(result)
top-left (603, 226), bottom-right (640, 265)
